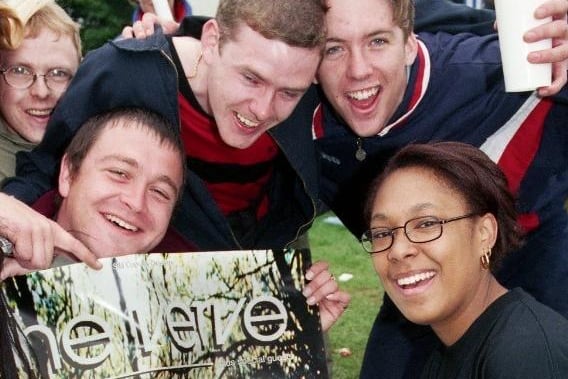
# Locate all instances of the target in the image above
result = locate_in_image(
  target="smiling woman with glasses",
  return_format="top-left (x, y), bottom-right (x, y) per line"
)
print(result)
top-left (362, 141), bottom-right (568, 378)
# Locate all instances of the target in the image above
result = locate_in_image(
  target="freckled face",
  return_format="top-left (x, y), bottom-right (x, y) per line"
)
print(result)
top-left (203, 22), bottom-right (321, 149)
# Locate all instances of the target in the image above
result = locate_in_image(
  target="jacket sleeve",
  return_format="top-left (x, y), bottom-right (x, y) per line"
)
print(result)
top-left (414, 0), bottom-right (495, 35)
top-left (2, 37), bottom-right (179, 204)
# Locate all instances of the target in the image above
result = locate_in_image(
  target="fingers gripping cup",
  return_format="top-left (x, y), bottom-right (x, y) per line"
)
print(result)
top-left (494, 0), bottom-right (552, 92)
top-left (151, 0), bottom-right (174, 21)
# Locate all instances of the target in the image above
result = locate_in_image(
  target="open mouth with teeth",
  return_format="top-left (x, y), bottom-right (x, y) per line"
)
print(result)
top-left (347, 86), bottom-right (379, 100)
top-left (397, 271), bottom-right (435, 289)
top-left (235, 112), bottom-right (260, 129)
top-left (105, 213), bottom-right (139, 232)
top-left (346, 86), bottom-right (380, 109)
top-left (27, 108), bottom-right (53, 118)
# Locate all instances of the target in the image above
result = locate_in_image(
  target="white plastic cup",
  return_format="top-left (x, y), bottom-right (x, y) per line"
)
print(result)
top-left (151, 0), bottom-right (174, 21)
top-left (494, 0), bottom-right (552, 92)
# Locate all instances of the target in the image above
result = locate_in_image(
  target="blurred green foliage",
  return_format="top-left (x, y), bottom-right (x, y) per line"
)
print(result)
top-left (58, 0), bottom-right (134, 53)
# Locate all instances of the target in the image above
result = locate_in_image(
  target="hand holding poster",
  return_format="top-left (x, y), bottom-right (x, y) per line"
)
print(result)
top-left (2, 249), bottom-right (328, 378)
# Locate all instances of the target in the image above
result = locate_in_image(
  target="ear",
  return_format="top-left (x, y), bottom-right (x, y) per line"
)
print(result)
top-left (58, 153), bottom-right (72, 198)
top-left (201, 19), bottom-right (221, 63)
top-left (404, 33), bottom-right (418, 66)
top-left (477, 212), bottom-right (498, 251)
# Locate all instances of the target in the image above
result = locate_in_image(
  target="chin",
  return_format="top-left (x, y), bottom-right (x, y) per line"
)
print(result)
top-left (24, 132), bottom-right (45, 145)
top-left (350, 121), bottom-right (384, 137)
top-left (398, 305), bottom-right (437, 326)
top-left (90, 243), bottom-right (132, 259)
top-left (226, 135), bottom-right (258, 150)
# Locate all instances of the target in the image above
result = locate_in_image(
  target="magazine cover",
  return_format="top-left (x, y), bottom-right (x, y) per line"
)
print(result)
top-left (2, 249), bottom-right (328, 378)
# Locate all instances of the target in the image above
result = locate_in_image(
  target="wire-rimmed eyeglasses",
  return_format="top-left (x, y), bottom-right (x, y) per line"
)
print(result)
top-left (360, 213), bottom-right (478, 254)
top-left (0, 65), bottom-right (73, 92)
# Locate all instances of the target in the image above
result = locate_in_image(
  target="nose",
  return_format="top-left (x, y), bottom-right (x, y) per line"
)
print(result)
top-left (387, 228), bottom-right (419, 262)
top-left (28, 75), bottom-right (51, 98)
top-left (120, 182), bottom-right (147, 213)
top-left (347, 49), bottom-right (373, 81)
top-left (249, 89), bottom-right (275, 121)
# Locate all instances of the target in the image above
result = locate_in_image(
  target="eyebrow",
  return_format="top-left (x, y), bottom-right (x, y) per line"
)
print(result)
top-left (244, 67), bottom-right (311, 94)
top-left (100, 154), bottom-right (180, 197)
top-left (100, 154), bottom-right (137, 167)
top-left (326, 29), bottom-right (396, 44)
top-left (371, 203), bottom-right (436, 223)
top-left (156, 174), bottom-right (181, 198)
top-left (4, 60), bottom-right (74, 71)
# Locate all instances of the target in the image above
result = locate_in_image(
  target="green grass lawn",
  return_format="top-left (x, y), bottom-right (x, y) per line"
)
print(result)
top-left (309, 213), bottom-right (384, 379)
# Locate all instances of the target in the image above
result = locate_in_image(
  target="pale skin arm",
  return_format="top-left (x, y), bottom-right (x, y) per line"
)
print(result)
top-left (120, 12), bottom-right (180, 39)
top-left (304, 261), bottom-right (351, 332)
top-left (522, 0), bottom-right (568, 95)
top-left (0, 193), bottom-right (101, 280)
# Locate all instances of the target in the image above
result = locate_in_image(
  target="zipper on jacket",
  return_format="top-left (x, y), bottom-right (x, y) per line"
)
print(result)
top-left (356, 137), bottom-right (367, 161)
top-left (271, 136), bottom-right (319, 249)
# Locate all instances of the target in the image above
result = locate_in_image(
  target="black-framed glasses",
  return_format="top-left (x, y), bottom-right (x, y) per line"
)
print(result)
top-left (360, 213), bottom-right (478, 254)
top-left (0, 65), bottom-right (73, 91)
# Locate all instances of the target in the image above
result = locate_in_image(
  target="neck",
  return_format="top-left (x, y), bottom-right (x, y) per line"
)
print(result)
top-left (433, 277), bottom-right (507, 346)
top-left (172, 36), bottom-right (211, 115)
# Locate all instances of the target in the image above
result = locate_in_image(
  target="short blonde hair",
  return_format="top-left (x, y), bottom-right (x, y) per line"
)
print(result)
top-left (216, 0), bottom-right (327, 50)
top-left (24, 2), bottom-right (82, 61)
top-left (0, 4), bottom-right (24, 49)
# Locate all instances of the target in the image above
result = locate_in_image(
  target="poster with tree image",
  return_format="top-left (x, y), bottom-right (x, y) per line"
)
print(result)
top-left (2, 249), bottom-right (328, 378)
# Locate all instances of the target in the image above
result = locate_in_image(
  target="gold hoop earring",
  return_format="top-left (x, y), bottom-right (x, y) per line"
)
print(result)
top-left (480, 248), bottom-right (492, 270)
